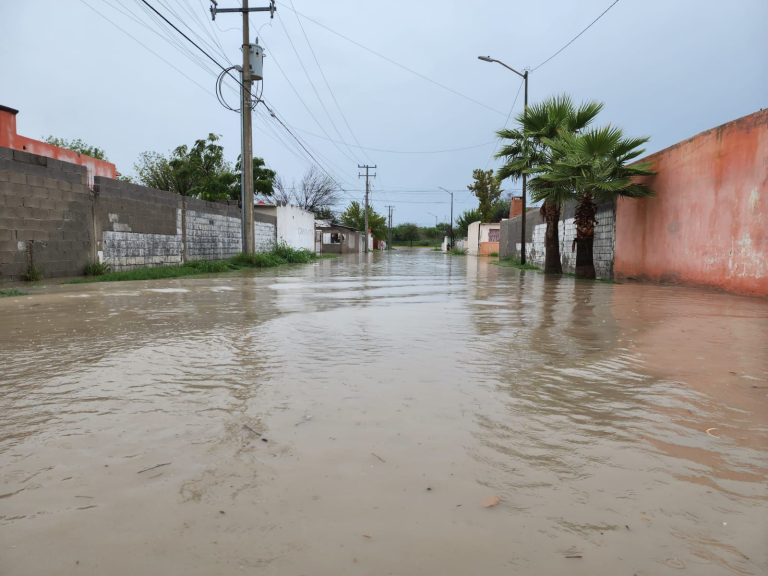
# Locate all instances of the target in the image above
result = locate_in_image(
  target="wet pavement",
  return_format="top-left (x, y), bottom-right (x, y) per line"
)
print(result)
top-left (1, 248), bottom-right (767, 576)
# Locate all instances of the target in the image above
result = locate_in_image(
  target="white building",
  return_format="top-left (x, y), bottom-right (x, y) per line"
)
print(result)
top-left (466, 221), bottom-right (502, 256)
top-left (253, 202), bottom-right (315, 252)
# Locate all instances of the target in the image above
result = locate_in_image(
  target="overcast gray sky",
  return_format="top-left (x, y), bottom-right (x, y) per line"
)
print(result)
top-left (1, 0), bottom-right (766, 225)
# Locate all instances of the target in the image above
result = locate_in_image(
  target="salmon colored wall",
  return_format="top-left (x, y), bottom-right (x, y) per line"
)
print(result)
top-left (479, 242), bottom-right (500, 256)
top-left (0, 106), bottom-right (116, 182)
top-left (614, 110), bottom-right (767, 297)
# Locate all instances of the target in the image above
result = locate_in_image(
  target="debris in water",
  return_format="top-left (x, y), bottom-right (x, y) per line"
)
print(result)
top-left (706, 428), bottom-right (721, 438)
top-left (363, 534), bottom-right (372, 539)
top-left (295, 415), bottom-right (313, 426)
top-left (243, 425), bottom-right (261, 437)
top-left (261, 438), bottom-right (268, 443)
top-left (220, 511), bottom-right (226, 514)
top-left (565, 555), bottom-right (582, 559)
top-left (137, 462), bottom-right (171, 474)
top-left (482, 496), bottom-right (500, 507)
top-left (371, 453), bottom-right (386, 463)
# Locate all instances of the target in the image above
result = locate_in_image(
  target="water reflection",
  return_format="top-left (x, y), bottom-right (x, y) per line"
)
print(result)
top-left (0, 248), bottom-right (765, 576)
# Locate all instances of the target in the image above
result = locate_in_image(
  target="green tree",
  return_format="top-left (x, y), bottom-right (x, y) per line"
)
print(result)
top-left (496, 94), bottom-right (603, 274)
top-left (338, 201), bottom-right (388, 240)
top-left (489, 196), bottom-right (511, 223)
top-left (467, 169), bottom-right (502, 222)
top-left (43, 136), bottom-right (108, 160)
top-left (233, 156), bottom-right (276, 198)
top-left (170, 134), bottom-right (237, 201)
top-left (396, 223), bottom-right (420, 246)
top-left (534, 126), bottom-right (655, 278)
top-left (132, 134), bottom-right (253, 202)
top-left (455, 208), bottom-right (482, 237)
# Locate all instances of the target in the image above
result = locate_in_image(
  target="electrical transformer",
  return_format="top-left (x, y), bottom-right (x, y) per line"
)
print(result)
top-left (244, 39), bottom-right (264, 81)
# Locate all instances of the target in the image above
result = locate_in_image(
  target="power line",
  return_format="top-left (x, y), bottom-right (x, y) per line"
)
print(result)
top-left (286, 0), bottom-right (375, 166)
top-left (532, 0), bottom-right (621, 71)
top-left (136, 0), bottom-right (354, 191)
top-left (275, 10), bottom-right (363, 164)
top-left (274, 0), bottom-right (506, 117)
top-left (291, 126), bottom-right (498, 154)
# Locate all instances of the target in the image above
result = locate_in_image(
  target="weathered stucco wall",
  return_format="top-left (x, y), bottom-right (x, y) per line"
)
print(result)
top-left (614, 110), bottom-right (767, 296)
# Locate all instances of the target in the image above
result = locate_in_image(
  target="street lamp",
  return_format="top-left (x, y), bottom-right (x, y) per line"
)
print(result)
top-left (437, 186), bottom-right (454, 249)
top-left (428, 212), bottom-right (438, 227)
top-left (478, 55), bottom-right (529, 264)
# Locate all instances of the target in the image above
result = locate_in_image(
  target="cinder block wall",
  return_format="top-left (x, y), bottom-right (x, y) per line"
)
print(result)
top-left (93, 177), bottom-right (183, 272)
top-left (0, 147), bottom-right (92, 279)
top-left (185, 197), bottom-right (242, 261)
top-left (1, 146), bottom-right (280, 280)
top-left (254, 212), bottom-right (276, 253)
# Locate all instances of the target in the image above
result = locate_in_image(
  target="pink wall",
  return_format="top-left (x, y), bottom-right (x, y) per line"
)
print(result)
top-left (0, 105), bottom-right (116, 184)
top-left (615, 110), bottom-right (767, 297)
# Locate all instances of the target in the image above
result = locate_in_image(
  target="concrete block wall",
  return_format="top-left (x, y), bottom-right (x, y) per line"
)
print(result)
top-left (255, 212), bottom-right (276, 253)
top-left (0, 147), bottom-right (92, 279)
top-left (93, 176), bottom-right (183, 271)
top-left (185, 197), bottom-right (242, 261)
top-left (1, 146), bottom-right (280, 280)
top-left (500, 200), bottom-right (616, 279)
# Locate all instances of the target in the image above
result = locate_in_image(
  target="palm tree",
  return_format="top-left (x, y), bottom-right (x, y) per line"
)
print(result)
top-left (535, 126), bottom-right (656, 278)
top-left (495, 95), bottom-right (603, 274)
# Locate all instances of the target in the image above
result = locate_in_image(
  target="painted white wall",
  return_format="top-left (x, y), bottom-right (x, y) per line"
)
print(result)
top-left (467, 221), bottom-right (481, 255)
top-left (254, 204), bottom-right (315, 251)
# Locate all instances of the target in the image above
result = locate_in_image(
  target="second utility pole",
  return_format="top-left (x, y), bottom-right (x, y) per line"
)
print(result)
top-left (385, 205), bottom-right (394, 250)
top-left (359, 164), bottom-right (376, 253)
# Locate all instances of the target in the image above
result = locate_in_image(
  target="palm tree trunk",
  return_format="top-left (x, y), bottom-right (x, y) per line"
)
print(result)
top-left (541, 204), bottom-right (562, 274)
top-left (574, 195), bottom-right (598, 279)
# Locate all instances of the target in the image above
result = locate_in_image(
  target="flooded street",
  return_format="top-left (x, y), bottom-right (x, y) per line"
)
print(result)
top-left (1, 248), bottom-right (766, 576)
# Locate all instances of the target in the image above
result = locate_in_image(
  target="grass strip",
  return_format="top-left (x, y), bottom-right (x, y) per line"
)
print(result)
top-left (65, 246), bottom-right (330, 284)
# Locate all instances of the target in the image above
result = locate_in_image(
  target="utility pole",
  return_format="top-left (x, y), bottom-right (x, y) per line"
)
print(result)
top-left (477, 55), bottom-right (529, 264)
top-left (385, 205), bottom-right (394, 250)
top-left (211, 0), bottom-right (275, 253)
top-left (358, 164), bottom-right (376, 253)
top-left (438, 187), bottom-right (454, 249)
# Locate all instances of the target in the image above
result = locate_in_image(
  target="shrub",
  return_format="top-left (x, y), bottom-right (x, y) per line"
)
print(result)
top-left (84, 261), bottom-right (111, 276)
top-left (21, 265), bottom-right (43, 282)
top-left (489, 251), bottom-right (499, 257)
top-left (0, 288), bottom-right (25, 297)
top-left (448, 247), bottom-right (467, 255)
top-left (183, 259), bottom-right (233, 273)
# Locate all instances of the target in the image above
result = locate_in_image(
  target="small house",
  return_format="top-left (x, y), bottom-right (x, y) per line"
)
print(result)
top-left (316, 224), bottom-right (362, 254)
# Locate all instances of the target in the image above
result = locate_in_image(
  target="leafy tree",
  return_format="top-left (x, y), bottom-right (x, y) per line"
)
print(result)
top-left (489, 196), bottom-right (511, 223)
top-left (455, 208), bottom-right (482, 237)
top-left (233, 156), bottom-right (276, 198)
top-left (467, 168), bottom-right (502, 222)
top-left (395, 223), bottom-right (420, 246)
top-left (170, 134), bottom-right (237, 201)
top-left (43, 136), bottom-right (108, 160)
top-left (273, 166), bottom-right (340, 216)
top-left (496, 94), bottom-right (603, 274)
top-left (339, 201), bottom-right (388, 240)
top-left (534, 126), bottom-right (655, 278)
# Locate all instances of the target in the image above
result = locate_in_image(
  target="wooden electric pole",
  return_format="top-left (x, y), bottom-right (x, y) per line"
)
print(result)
top-left (211, 0), bottom-right (275, 253)
top-left (358, 165), bottom-right (376, 253)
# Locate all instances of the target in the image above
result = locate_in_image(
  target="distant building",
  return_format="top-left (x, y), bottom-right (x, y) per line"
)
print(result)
top-left (466, 221), bottom-right (502, 255)
top-left (316, 224), bottom-right (362, 254)
top-left (0, 105), bottom-right (117, 187)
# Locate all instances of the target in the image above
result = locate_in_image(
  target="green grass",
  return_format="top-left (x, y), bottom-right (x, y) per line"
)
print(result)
top-left (65, 245), bottom-right (322, 284)
top-left (448, 247), bottom-right (467, 256)
top-left (493, 256), bottom-right (541, 271)
top-left (0, 288), bottom-right (26, 297)
top-left (488, 251), bottom-right (499, 258)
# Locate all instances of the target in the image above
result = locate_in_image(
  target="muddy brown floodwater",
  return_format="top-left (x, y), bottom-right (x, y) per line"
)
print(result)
top-left (1, 248), bottom-right (767, 575)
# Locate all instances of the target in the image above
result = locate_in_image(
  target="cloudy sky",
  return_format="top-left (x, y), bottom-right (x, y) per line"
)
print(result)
top-left (1, 0), bottom-right (766, 225)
